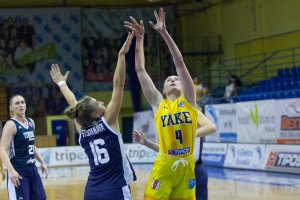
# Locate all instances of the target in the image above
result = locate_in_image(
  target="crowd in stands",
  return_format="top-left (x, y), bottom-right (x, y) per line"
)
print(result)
top-left (0, 17), bottom-right (36, 73)
top-left (5, 80), bottom-right (68, 117)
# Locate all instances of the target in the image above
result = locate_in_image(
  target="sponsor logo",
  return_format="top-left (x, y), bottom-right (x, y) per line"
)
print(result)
top-left (160, 112), bottom-right (192, 127)
top-left (230, 146), bottom-right (236, 158)
top-left (23, 131), bottom-right (35, 141)
top-left (281, 115), bottom-right (300, 130)
top-left (266, 152), bottom-right (278, 168)
top-left (250, 103), bottom-right (259, 129)
top-left (151, 179), bottom-right (160, 190)
top-left (255, 146), bottom-right (262, 159)
top-left (188, 179), bottom-right (196, 189)
top-left (178, 102), bottom-right (184, 107)
top-left (267, 152), bottom-right (300, 168)
top-left (26, 158), bottom-right (36, 164)
top-left (168, 147), bottom-right (190, 155)
top-left (206, 106), bottom-right (218, 129)
top-left (40, 149), bottom-right (52, 165)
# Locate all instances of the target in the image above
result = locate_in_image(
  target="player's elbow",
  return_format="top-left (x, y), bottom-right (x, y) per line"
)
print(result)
top-left (210, 124), bottom-right (217, 133)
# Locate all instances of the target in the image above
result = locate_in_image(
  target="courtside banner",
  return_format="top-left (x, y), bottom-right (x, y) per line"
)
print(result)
top-left (205, 104), bottom-right (237, 143)
top-left (124, 144), bottom-right (157, 163)
top-left (275, 98), bottom-right (300, 144)
top-left (38, 146), bottom-right (88, 167)
top-left (263, 145), bottom-right (300, 173)
top-left (37, 144), bottom-right (158, 167)
top-left (236, 100), bottom-right (277, 143)
top-left (133, 111), bottom-right (157, 142)
top-left (202, 143), bottom-right (228, 166)
top-left (224, 144), bottom-right (266, 169)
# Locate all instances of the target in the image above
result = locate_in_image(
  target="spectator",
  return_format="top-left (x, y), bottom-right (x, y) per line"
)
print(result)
top-left (227, 70), bottom-right (243, 95)
top-left (223, 77), bottom-right (235, 103)
top-left (194, 77), bottom-right (204, 102)
top-left (198, 86), bottom-right (212, 108)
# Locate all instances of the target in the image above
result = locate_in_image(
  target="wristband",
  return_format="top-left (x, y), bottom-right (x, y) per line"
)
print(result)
top-left (57, 81), bottom-right (66, 87)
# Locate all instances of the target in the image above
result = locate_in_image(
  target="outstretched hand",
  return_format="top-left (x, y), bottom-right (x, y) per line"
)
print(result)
top-left (149, 7), bottom-right (166, 33)
top-left (124, 16), bottom-right (145, 39)
top-left (119, 32), bottom-right (134, 55)
top-left (132, 131), bottom-right (147, 145)
top-left (50, 64), bottom-right (70, 84)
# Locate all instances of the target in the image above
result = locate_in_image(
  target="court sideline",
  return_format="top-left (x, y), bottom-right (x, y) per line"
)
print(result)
top-left (1, 164), bottom-right (300, 200)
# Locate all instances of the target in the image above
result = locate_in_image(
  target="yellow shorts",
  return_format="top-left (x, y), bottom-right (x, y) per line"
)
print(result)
top-left (144, 153), bottom-right (196, 200)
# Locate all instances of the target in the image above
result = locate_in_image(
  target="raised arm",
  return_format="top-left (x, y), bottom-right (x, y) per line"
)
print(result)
top-left (196, 111), bottom-right (217, 137)
top-left (50, 64), bottom-right (81, 131)
top-left (105, 33), bottom-right (133, 128)
top-left (132, 131), bottom-right (159, 152)
top-left (124, 17), bottom-right (163, 112)
top-left (149, 8), bottom-right (196, 107)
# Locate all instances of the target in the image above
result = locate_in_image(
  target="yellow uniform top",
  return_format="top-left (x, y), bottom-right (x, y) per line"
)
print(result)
top-left (154, 96), bottom-right (198, 158)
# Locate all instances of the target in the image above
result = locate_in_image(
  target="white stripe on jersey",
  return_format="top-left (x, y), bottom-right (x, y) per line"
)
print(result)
top-left (122, 185), bottom-right (132, 200)
top-left (194, 137), bottom-right (201, 162)
top-left (7, 172), bottom-right (17, 200)
top-left (8, 140), bottom-right (15, 159)
top-left (101, 117), bottom-right (134, 185)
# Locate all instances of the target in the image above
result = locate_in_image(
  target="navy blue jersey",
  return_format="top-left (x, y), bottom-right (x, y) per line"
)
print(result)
top-left (8, 118), bottom-right (35, 168)
top-left (79, 117), bottom-right (135, 191)
top-left (194, 137), bottom-right (204, 164)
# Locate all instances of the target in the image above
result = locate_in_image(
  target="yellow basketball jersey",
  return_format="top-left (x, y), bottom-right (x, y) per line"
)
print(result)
top-left (154, 96), bottom-right (198, 158)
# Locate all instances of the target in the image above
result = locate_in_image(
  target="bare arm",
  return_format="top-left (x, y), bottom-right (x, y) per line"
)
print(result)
top-left (124, 17), bottom-right (162, 112)
top-left (132, 131), bottom-right (159, 152)
top-left (29, 119), bottom-right (48, 179)
top-left (196, 111), bottom-right (217, 137)
top-left (34, 146), bottom-right (48, 179)
top-left (105, 33), bottom-right (133, 130)
top-left (50, 64), bottom-right (81, 131)
top-left (149, 8), bottom-right (196, 107)
top-left (0, 121), bottom-right (22, 187)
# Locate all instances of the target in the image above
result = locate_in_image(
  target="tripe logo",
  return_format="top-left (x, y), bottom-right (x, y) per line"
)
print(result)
top-left (40, 149), bottom-right (52, 165)
top-left (250, 103), bottom-right (259, 129)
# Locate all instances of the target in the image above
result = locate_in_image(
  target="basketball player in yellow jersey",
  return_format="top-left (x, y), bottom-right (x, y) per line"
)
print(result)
top-left (124, 7), bottom-right (198, 200)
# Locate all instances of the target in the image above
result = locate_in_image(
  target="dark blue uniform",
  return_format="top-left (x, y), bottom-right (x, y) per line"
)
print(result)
top-left (79, 117), bottom-right (136, 200)
top-left (194, 137), bottom-right (208, 200)
top-left (7, 117), bottom-right (46, 200)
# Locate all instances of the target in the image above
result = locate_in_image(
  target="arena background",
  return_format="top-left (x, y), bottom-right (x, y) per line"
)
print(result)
top-left (0, 0), bottom-right (300, 199)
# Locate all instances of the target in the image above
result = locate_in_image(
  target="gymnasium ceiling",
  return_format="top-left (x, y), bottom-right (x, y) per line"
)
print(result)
top-left (0, 0), bottom-right (198, 8)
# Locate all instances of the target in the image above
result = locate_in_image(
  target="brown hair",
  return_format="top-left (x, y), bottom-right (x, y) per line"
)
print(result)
top-left (9, 94), bottom-right (24, 118)
top-left (64, 96), bottom-right (98, 127)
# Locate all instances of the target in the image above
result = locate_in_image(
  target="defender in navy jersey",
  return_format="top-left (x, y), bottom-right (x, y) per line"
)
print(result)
top-left (50, 32), bottom-right (135, 200)
top-left (132, 111), bottom-right (216, 200)
top-left (0, 95), bottom-right (48, 200)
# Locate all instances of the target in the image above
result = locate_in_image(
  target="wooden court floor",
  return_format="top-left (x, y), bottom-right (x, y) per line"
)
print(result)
top-left (1, 165), bottom-right (300, 200)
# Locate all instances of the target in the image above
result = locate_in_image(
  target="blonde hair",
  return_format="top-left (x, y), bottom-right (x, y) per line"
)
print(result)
top-left (9, 94), bottom-right (24, 118)
top-left (64, 96), bottom-right (98, 127)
